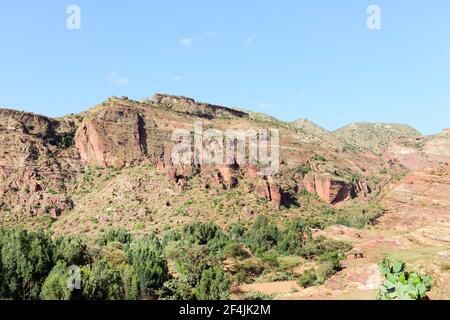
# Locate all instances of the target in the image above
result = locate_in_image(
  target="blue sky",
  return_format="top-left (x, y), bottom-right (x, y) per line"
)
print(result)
top-left (0, 1), bottom-right (449, 135)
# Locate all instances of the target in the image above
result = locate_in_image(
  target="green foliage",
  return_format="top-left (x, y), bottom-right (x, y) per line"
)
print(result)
top-left (223, 241), bottom-right (249, 260)
top-left (378, 259), bottom-right (432, 300)
top-left (227, 222), bottom-right (246, 241)
top-left (97, 228), bottom-right (132, 246)
top-left (335, 203), bottom-right (386, 229)
top-left (316, 252), bottom-right (342, 282)
top-left (40, 261), bottom-right (74, 300)
top-left (298, 268), bottom-right (318, 288)
top-left (182, 221), bottom-right (226, 246)
top-left (196, 266), bottom-right (231, 300)
top-left (244, 291), bottom-right (274, 300)
top-left (233, 259), bottom-right (266, 285)
top-left (80, 260), bottom-right (126, 300)
top-left (52, 235), bottom-right (89, 265)
top-left (277, 218), bottom-right (310, 255)
top-left (117, 264), bottom-right (140, 300)
top-left (127, 235), bottom-right (169, 297)
top-left (244, 216), bottom-right (278, 255)
top-left (314, 155), bottom-right (327, 162)
top-left (295, 165), bottom-right (311, 176)
top-left (171, 244), bottom-right (213, 287)
top-left (301, 236), bottom-right (352, 259)
top-left (0, 228), bottom-right (53, 299)
top-left (48, 131), bottom-right (75, 149)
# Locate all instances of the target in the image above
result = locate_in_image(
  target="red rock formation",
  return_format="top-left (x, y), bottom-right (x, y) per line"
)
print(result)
top-left (304, 173), bottom-right (351, 204)
top-left (75, 105), bottom-right (148, 167)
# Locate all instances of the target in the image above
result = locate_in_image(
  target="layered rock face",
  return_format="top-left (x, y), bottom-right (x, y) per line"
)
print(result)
top-left (384, 129), bottom-right (450, 171)
top-left (0, 109), bottom-right (76, 220)
top-left (2, 93), bottom-right (438, 223)
top-left (380, 163), bottom-right (450, 244)
top-left (149, 94), bottom-right (248, 119)
top-left (76, 105), bottom-right (149, 167)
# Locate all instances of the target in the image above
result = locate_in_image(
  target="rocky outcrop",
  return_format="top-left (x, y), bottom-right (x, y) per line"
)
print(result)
top-left (75, 105), bottom-right (149, 167)
top-left (149, 94), bottom-right (248, 119)
top-left (0, 112), bottom-right (76, 220)
top-left (423, 129), bottom-right (450, 159)
top-left (303, 173), bottom-right (352, 204)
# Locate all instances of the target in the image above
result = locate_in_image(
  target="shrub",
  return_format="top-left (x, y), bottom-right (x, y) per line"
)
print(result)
top-left (196, 266), bottom-right (231, 300)
top-left (97, 228), bottom-right (132, 246)
top-left (227, 222), bottom-right (246, 241)
top-left (244, 216), bottom-right (278, 255)
top-left (277, 218), bottom-right (310, 255)
top-left (127, 236), bottom-right (169, 297)
top-left (0, 228), bottom-right (53, 299)
top-left (182, 221), bottom-right (226, 246)
top-left (298, 268), bottom-right (318, 288)
top-left (244, 291), bottom-right (274, 300)
top-left (117, 264), bottom-right (140, 300)
top-left (52, 235), bottom-right (89, 266)
top-left (80, 260), bottom-right (125, 300)
top-left (40, 261), bottom-right (74, 300)
top-left (223, 241), bottom-right (249, 260)
top-left (172, 244), bottom-right (213, 287)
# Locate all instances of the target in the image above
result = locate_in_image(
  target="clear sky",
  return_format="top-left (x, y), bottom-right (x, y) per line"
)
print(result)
top-left (0, 0), bottom-right (449, 135)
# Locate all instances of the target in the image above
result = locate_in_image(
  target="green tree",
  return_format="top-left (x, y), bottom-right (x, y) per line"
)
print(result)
top-left (171, 244), bottom-right (213, 287)
top-left (52, 235), bottom-right (89, 265)
top-left (277, 218), bottom-right (310, 255)
top-left (81, 260), bottom-right (125, 300)
top-left (97, 228), bottom-right (132, 246)
top-left (298, 268), bottom-right (318, 288)
top-left (0, 228), bottom-right (53, 299)
top-left (244, 216), bottom-right (278, 255)
top-left (117, 264), bottom-right (140, 300)
top-left (127, 236), bottom-right (169, 297)
top-left (40, 261), bottom-right (74, 300)
top-left (196, 266), bottom-right (231, 300)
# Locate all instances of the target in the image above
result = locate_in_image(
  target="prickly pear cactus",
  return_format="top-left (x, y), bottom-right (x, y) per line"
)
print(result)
top-left (377, 259), bottom-right (432, 300)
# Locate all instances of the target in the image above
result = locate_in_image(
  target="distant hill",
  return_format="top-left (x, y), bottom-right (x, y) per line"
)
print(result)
top-left (290, 118), bottom-right (343, 150)
top-left (334, 122), bottom-right (422, 154)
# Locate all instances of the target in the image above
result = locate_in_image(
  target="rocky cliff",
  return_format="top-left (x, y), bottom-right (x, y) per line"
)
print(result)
top-left (0, 94), bottom-right (448, 231)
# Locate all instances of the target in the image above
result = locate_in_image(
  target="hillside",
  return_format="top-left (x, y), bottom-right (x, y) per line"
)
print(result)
top-left (0, 94), bottom-right (449, 300)
top-left (334, 122), bottom-right (423, 154)
top-left (289, 119), bottom-right (343, 150)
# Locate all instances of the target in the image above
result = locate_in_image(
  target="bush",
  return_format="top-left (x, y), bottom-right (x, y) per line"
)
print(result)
top-left (97, 228), bottom-right (132, 246)
top-left (301, 236), bottom-right (351, 259)
top-left (233, 259), bottom-right (265, 284)
top-left (277, 218), bottom-right (310, 255)
top-left (244, 291), bottom-right (274, 300)
top-left (244, 216), bottom-right (278, 255)
top-left (127, 236), bottom-right (169, 297)
top-left (40, 261), bottom-right (74, 300)
top-left (298, 268), bottom-right (318, 288)
top-left (196, 266), bottom-right (231, 300)
top-left (335, 204), bottom-right (386, 229)
top-left (0, 228), bottom-right (53, 299)
top-left (117, 264), bottom-right (140, 300)
top-left (182, 221), bottom-right (223, 245)
top-left (52, 235), bottom-right (89, 266)
top-left (227, 222), bottom-right (246, 241)
top-left (223, 241), bottom-right (249, 260)
top-left (80, 260), bottom-right (126, 300)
